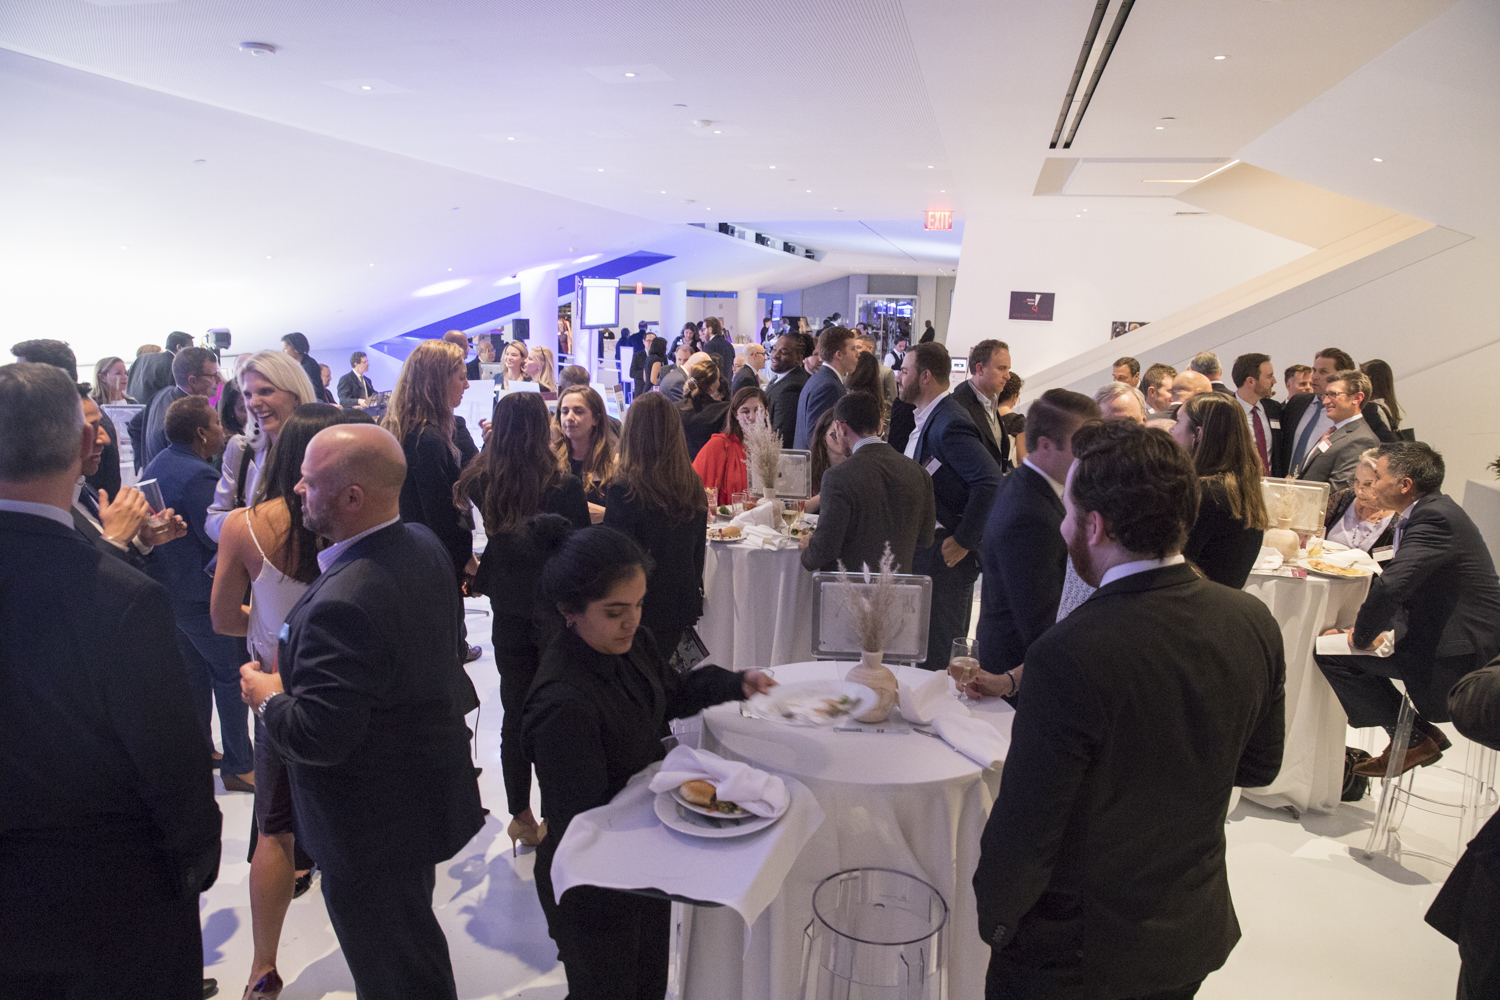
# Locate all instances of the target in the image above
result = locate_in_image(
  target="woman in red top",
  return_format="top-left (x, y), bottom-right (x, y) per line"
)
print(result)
top-left (692, 386), bottom-right (768, 506)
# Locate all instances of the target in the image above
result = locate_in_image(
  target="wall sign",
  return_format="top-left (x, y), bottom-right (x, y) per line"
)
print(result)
top-left (924, 210), bottom-right (953, 231)
top-left (1009, 291), bottom-right (1054, 321)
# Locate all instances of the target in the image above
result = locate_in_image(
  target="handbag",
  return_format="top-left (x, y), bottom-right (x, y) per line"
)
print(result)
top-left (1342, 746), bottom-right (1374, 801)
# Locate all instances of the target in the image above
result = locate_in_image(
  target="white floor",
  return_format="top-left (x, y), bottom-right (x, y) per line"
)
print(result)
top-left (198, 596), bottom-right (1470, 999)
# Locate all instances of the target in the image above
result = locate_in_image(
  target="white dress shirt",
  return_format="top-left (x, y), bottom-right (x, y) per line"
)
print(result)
top-left (1099, 553), bottom-right (1187, 588)
top-left (1235, 394), bottom-right (1272, 448)
top-left (903, 388), bottom-right (952, 460)
top-left (1291, 399), bottom-right (1333, 466)
top-left (316, 516), bottom-right (401, 573)
top-left (1021, 457), bottom-right (1065, 498)
top-left (0, 497), bottom-right (73, 528)
top-left (851, 435), bottom-right (884, 454)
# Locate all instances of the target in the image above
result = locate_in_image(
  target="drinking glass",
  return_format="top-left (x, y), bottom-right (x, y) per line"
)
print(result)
top-left (780, 499), bottom-right (801, 532)
top-left (731, 491), bottom-right (751, 516)
top-left (948, 638), bottom-right (980, 701)
top-left (135, 478), bottom-right (168, 530)
top-left (706, 486), bottom-right (721, 515)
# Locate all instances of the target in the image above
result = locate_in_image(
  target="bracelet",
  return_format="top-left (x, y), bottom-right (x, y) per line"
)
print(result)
top-left (1005, 669), bottom-right (1020, 697)
top-left (256, 692), bottom-right (279, 718)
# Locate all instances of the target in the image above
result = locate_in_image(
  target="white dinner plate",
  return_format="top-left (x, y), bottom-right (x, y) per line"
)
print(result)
top-left (668, 786), bottom-right (788, 821)
top-left (654, 791), bottom-right (782, 838)
top-left (1298, 559), bottom-right (1373, 579)
top-left (747, 680), bottom-right (876, 727)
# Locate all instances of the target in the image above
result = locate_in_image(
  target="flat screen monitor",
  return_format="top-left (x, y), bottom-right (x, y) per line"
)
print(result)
top-left (577, 277), bottom-right (620, 329)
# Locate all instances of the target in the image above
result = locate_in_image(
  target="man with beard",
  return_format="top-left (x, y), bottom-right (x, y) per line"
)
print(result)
top-left (239, 423), bottom-right (482, 998)
top-left (973, 420), bottom-right (1285, 1000)
top-left (764, 332), bottom-right (811, 449)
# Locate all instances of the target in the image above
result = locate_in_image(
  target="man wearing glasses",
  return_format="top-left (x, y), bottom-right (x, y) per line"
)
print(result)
top-left (1292, 370), bottom-right (1379, 491)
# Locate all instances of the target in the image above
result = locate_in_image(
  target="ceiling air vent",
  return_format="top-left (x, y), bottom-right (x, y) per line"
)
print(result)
top-left (1049, 0), bottom-right (1136, 150)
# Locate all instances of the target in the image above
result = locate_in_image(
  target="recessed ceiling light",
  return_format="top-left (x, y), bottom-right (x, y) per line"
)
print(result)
top-left (1213, 55), bottom-right (1227, 60)
top-left (1155, 126), bottom-right (1165, 130)
top-left (360, 85), bottom-right (372, 90)
top-left (1373, 157), bottom-right (1383, 162)
top-left (713, 130), bottom-right (722, 134)
top-left (624, 72), bottom-right (636, 77)
top-left (769, 166), bottom-right (775, 169)
top-left (660, 190), bottom-right (666, 194)
top-left (806, 189), bottom-right (812, 193)
top-left (369, 263), bottom-right (374, 267)
top-left (940, 189), bottom-right (945, 192)
top-left (119, 245), bottom-right (128, 250)
top-left (238, 42), bottom-right (276, 56)
top-left (506, 136), bottom-right (515, 141)
top-left (927, 165), bottom-right (934, 169)
top-left (598, 168), bottom-right (604, 172)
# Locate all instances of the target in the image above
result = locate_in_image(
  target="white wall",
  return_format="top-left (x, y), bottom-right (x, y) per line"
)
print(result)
top-left (946, 216), bottom-right (1310, 377)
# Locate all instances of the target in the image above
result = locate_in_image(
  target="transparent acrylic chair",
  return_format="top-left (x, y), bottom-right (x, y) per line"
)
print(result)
top-left (799, 868), bottom-right (948, 1000)
top-left (1364, 693), bottom-right (1499, 862)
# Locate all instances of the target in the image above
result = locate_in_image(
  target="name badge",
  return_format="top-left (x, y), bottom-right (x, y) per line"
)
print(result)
top-left (1316, 439), bottom-right (1331, 454)
top-left (278, 623), bottom-right (291, 643)
top-left (1371, 546), bottom-right (1395, 562)
top-left (925, 458), bottom-right (942, 475)
top-left (1269, 419), bottom-right (1281, 429)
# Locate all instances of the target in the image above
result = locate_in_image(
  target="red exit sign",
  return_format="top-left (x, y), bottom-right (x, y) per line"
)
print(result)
top-left (924, 210), bottom-right (953, 231)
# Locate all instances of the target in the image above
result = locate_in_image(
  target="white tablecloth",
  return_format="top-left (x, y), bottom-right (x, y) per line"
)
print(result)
top-left (550, 764), bottom-right (825, 931)
top-left (699, 541), bottom-right (814, 672)
top-left (682, 661), bottom-right (1014, 1000)
top-left (1241, 571), bottom-right (1371, 814)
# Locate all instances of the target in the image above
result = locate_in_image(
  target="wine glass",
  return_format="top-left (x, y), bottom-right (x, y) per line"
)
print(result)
top-left (948, 637), bottom-right (981, 701)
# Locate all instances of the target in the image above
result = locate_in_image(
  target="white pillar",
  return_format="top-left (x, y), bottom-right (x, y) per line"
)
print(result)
top-left (735, 287), bottom-right (759, 343)
top-left (660, 280), bottom-right (688, 346)
top-left (520, 267), bottom-right (559, 357)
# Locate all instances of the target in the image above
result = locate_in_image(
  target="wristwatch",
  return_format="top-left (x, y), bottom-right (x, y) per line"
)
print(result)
top-left (256, 692), bottom-right (279, 718)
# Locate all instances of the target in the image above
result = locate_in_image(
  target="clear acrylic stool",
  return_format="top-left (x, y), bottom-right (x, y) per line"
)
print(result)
top-left (1364, 694), bottom-right (1499, 862)
top-left (799, 868), bottom-right (948, 1000)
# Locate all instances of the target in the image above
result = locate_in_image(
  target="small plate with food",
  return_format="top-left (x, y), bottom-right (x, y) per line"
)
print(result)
top-left (746, 680), bottom-right (875, 727)
top-left (707, 525), bottom-right (744, 543)
top-left (654, 780), bottom-right (783, 838)
top-left (1301, 558), bottom-right (1372, 579)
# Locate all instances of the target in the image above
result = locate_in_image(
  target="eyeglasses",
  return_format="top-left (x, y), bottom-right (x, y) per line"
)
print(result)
top-left (1319, 390), bottom-right (1349, 400)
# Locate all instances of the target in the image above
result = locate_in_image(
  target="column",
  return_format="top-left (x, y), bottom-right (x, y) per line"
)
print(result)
top-left (735, 286), bottom-right (759, 343)
top-left (520, 267), bottom-right (559, 357)
top-left (660, 280), bottom-right (688, 345)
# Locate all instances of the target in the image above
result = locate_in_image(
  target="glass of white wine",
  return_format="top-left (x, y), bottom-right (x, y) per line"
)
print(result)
top-left (948, 637), bottom-right (981, 702)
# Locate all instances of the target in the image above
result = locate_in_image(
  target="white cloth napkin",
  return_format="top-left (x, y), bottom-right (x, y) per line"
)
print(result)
top-left (1314, 631), bottom-right (1395, 658)
top-left (932, 714), bottom-right (1010, 770)
top-left (1310, 546), bottom-right (1383, 575)
top-left (648, 745), bottom-right (790, 817)
top-left (741, 524), bottom-right (797, 550)
top-left (898, 668), bottom-right (971, 725)
top-left (730, 501), bottom-right (776, 530)
top-left (1252, 547), bottom-right (1284, 571)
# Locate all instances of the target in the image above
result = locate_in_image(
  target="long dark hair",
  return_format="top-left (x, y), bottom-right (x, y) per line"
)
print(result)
top-left (845, 351), bottom-right (883, 410)
top-left (1178, 392), bottom-right (1268, 531)
top-left (809, 407), bottom-right (840, 488)
top-left (613, 392), bottom-right (706, 522)
top-left (553, 385), bottom-right (616, 492)
top-left (724, 386), bottom-right (769, 441)
top-left (218, 379), bottom-right (246, 437)
top-left (1359, 359), bottom-right (1402, 427)
top-left (455, 393), bottom-right (562, 535)
top-left (257, 403), bottom-right (347, 583)
top-left (681, 355), bottom-right (721, 411)
top-left (535, 522), bottom-right (655, 616)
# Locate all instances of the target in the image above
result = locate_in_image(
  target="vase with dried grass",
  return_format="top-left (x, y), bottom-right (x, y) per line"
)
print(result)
top-left (742, 416), bottom-right (784, 508)
top-left (832, 543), bottom-right (901, 723)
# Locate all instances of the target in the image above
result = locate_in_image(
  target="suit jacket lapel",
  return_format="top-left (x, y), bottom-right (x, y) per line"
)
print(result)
top-left (1021, 463), bottom-right (1064, 518)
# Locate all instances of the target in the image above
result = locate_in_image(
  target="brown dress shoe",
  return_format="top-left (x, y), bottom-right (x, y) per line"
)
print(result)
top-left (1352, 735), bottom-right (1443, 777)
top-left (1416, 719), bottom-right (1453, 752)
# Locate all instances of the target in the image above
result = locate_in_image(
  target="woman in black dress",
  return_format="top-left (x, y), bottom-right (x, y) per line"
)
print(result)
top-left (456, 393), bottom-right (589, 851)
top-left (522, 525), bottom-right (774, 999)
top-left (677, 355), bottom-right (730, 461)
top-left (603, 393), bottom-right (709, 653)
top-left (1170, 391), bottom-right (1269, 588)
top-left (554, 385), bottom-right (616, 522)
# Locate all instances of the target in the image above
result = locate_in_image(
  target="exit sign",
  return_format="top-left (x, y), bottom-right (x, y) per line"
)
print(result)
top-left (924, 210), bottom-right (953, 231)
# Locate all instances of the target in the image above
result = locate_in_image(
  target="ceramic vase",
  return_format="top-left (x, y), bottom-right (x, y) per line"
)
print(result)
top-left (846, 649), bottom-right (897, 724)
top-left (1264, 518), bottom-right (1300, 562)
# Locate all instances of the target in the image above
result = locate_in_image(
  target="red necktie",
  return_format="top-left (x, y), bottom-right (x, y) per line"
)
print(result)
top-left (1251, 405), bottom-right (1269, 471)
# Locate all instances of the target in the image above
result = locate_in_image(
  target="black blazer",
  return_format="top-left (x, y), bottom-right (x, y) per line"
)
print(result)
top-left (262, 522), bottom-right (483, 876)
top-left (951, 379), bottom-right (1010, 472)
top-left (127, 349), bottom-right (175, 404)
top-left (793, 364), bottom-right (846, 450)
top-left (1323, 488), bottom-right (1397, 552)
top-left (1246, 396), bottom-right (1283, 476)
top-left (974, 564), bottom-right (1285, 998)
top-left (801, 441), bottom-right (935, 574)
top-left (730, 363), bottom-right (761, 397)
top-left (472, 476), bottom-right (591, 635)
top-left (680, 400), bottom-right (730, 462)
top-left (887, 397), bottom-right (916, 453)
top-left (1274, 393), bottom-right (1318, 478)
top-left (523, 626), bottom-right (744, 903)
top-left (398, 424), bottom-right (473, 578)
top-left (765, 367), bottom-right (809, 449)
top-left (140, 384), bottom-right (188, 470)
top-left (72, 482), bottom-right (154, 571)
top-left (337, 371), bottom-right (375, 408)
top-left (976, 463), bottom-right (1066, 674)
top-left (1183, 478), bottom-right (1264, 589)
top-left (910, 394), bottom-right (1001, 552)
top-left (1353, 494), bottom-right (1500, 702)
top-left (704, 335), bottom-right (736, 384)
top-left (602, 483), bottom-right (708, 639)
top-left (297, 353), bottom-right (324, 398)
top-left (0, 511), bottom-right (221, 894)
top-left (86, 406), bottom-right (123, 498)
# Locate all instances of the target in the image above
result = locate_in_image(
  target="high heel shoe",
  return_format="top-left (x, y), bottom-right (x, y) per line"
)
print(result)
top-left (507, 817), bottom-right (547, 856)
top-left (242, 968), bottom-right (283, 1000)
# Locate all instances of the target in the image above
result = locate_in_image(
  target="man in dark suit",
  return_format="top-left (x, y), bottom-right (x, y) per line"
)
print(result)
top-left (1, 361), bottom-right (222, 999)
top-left (1190, 350), bottom-right (1233, 395)
top-left (143, 396), bottom-right (255, 791)
top-left (1292, 370), bottom-right (1379, 491)
top-left (951, 339), bottom-right (1013, 473)
top-left (1231, 353), bottom-right (1281, 474)
top-left (128, 330), bottom-right (192, 402)
top-left (793, 327), bottom-right (858, 450)
top-left (338, 351), bottom-right (378, 408)
top-left (765, 332), bottom-right (811, 449)
top-left (897, 342), bottom-right (1002, 670)
top-left (140, 346), bottom-right (220, 469)
top-left (975, 389), bottom-right (1098, 688)
top-left (974, 420), bottom-right (1285, 1000)
top-left (75, 390), bottom-right (185, 569)
top-left (1276, 347), bottom-right (1351, 478)
top-left (800, 391), bottom-right (935, 574)
top-left (731, 341), bottom-right (766, 395)
top-left (281, 332), bottom-right (325, 398)
top-left (240, 423), bottom-right (483, 998)
top-left (1317, 442), bottom-right (1500, 776)
top-left (703, 320), bottom-right (736, 382)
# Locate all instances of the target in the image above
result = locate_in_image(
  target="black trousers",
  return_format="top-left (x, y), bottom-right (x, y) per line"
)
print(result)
top-left (912, 533), bottom-right (980, 671)
top-left (985, 956), bottom-right (1202, 1000)
top-left (321, 864), bottom-right (458, 1000)
top-left (493, 616), bottom-right (542, 817)
top-left (1315, 651), bottom-right (1472, 729)
top-left (0, 833), bottom-right (203, 1000)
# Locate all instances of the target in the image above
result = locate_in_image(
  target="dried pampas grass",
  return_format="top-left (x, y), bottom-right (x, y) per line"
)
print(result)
top-left (742, 417), bottom-right (784, 496)
top-left (834, 542), bottom-right (899, 653)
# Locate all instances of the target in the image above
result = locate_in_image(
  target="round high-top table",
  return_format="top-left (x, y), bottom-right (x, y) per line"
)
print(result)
top-left (698, 539), bottom-right (814, 672)
top-left (677, 660), bottom-right (1014, 1000)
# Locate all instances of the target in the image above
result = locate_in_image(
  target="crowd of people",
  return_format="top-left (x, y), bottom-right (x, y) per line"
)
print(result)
top-left (4, 320), bottom-right (1498, 1000)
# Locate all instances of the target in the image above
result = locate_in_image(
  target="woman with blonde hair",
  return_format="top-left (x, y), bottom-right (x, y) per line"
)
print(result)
top-left (92, 356), bottom-right (133, 404)
top-left (554, 385), bottom-right (615, 518)
top-left (87, 355), bottom-right (133, 497)
top-left (497, 340), bottom-right (529, 389)
top-left (603, 393), bottom-right (709, 652)
top-left (384, 338), bottom-right (475, 588)
top-left (207, 350), bottom-right (317, 542)
top-left (1171, 392), bottom-right (1269, 588)
top-left (523, 344), bottom-right (558, 395)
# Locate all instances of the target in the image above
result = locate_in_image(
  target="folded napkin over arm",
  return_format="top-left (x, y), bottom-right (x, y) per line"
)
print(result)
top-left (648, 745), bottom-right (789, 817)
